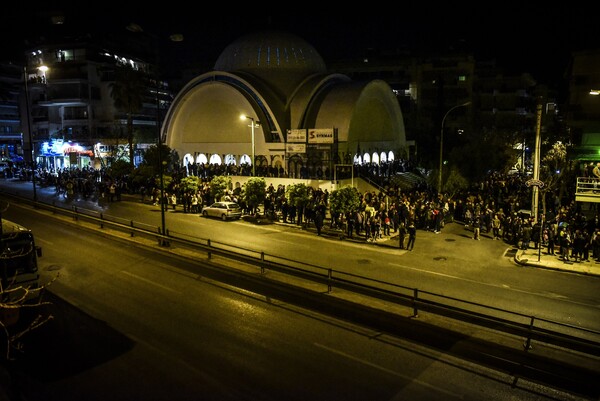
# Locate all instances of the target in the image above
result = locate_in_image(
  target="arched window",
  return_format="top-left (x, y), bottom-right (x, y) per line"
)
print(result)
top-left (240, 154), bottom-right (252, 165)
top-left (371, 152), bottom-right (380, 165)
top-left (196, 154), bottom-right (208, 165)
top-left (224, 154), bottom-right (237, 165)
top-left (209, 154), bottom-right (222, 165)
top-left (363, 152), bottom-right (371, 164)
top-left (182, 153), bottom-right (194, 166)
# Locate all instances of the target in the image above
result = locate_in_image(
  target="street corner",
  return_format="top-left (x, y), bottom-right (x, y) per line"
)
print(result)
top-left (513, 248), bottom-right (527, 265)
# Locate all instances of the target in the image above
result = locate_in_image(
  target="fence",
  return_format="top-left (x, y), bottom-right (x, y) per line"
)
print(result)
top-left (11, 193), bottom-right (598, 361)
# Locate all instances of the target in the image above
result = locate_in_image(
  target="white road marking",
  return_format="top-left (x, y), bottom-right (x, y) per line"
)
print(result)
top-left (36, 237), bottom-right (53, 246)
top-left (314, 342), bottom-right (464, 398)
top-left (120, 270), bottom-right (180, 293)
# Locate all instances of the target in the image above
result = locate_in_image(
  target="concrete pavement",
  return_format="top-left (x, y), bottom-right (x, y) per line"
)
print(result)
top-left (514, 246), bottom-right (600, 277)
top-left (271, 212), bottom-right (600, 277)
top-left (1, 177), bottom-right (599, 277)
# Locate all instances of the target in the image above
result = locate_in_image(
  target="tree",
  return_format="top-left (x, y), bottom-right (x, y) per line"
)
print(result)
top-left (539, 141), bottom-right (569, 218)
top-left (179, 176), bottom-right (202, 195)
top-left (329, 185), bottom-right (360, 217)
top-left (110, 64), bottom-right (145, 166)
top-left (1, 265), bottom-right (57, 361)
top-left (106, 159), bottom-right (134, 180)
top-left (443, 167), bottom-right (470, 199)
top-left (450, 130), bottom-right (515, 183)
top-left (130, 165), bottom-right (154, 189)
top-left (209, 176), bottom-right (231, 203)
top-left (142, 144), bottom-right (173, 176)
top-left (286, 183), bottom-right (310, 224)
top-left (241, 177), bottom-right (266, 215)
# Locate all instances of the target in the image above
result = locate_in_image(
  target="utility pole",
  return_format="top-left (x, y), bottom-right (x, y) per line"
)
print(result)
top-left (531, 103), bottom-right (543, 224)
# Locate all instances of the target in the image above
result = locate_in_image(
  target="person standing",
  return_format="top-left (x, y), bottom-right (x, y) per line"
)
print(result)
top-left (546, 225), bottom-right (556, 255)
top-left (406, 220), bottom-right (416, 251)
top-left (398, 221), bottom-right (406, 249)
top-left (492, 214), bottom-right (501, 240)
top-left (473, 213), bottom-right (481, 240)
top-left (314, 209), bottom-right (324, 236)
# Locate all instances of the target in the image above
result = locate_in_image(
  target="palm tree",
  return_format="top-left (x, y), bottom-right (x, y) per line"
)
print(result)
top-left (110, 64), bottom-right (145, 166)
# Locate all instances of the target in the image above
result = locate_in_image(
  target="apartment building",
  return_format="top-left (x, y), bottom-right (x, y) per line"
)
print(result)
top-left (20, 28), bottom-right (172, 171)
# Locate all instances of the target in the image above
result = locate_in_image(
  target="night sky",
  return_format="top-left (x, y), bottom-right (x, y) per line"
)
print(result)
top-left (3, 6), bottom-right (598, 86)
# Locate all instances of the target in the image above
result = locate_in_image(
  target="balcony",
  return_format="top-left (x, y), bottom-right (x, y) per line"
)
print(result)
top-left (575, 177), bottom-right (600, 203)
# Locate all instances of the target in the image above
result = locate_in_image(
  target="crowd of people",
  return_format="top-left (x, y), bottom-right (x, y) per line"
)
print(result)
top-left (22, 162), bottom-right (600, 261)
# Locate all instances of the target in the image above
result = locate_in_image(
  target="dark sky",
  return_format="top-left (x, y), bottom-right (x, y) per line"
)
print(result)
top-left (3, 6), bottom-right (598, 86)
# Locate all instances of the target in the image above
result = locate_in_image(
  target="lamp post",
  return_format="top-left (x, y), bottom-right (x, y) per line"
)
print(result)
top-left (240, 115), bottom-right (258, 176)
top-left (127, 23), bottom-right (182, 244)
top-left (157, 82), bottom-right (166, 243)
top-left (438, 101), bottom-right (471, 193)
top-left (23, 66), bottom-right (37, 202)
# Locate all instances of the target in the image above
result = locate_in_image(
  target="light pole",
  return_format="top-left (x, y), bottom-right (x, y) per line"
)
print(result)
top-left (23, 66), bottom-right (37, 202)
top-left (127, 23), bottom-right (182, 244)
top-left (438, 101), bottom-right (471, 193)
top-left (240, 115), bottom-right (258, 176)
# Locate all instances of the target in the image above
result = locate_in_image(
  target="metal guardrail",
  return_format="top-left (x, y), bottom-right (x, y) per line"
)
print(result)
top-left (9, 193), bottom-right (600, 359)
top-left (576, 177), bottom-right (600, 203)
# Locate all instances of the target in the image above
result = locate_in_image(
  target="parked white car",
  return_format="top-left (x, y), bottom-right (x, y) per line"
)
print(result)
top-left (201, 202), bottom-right (243, 220)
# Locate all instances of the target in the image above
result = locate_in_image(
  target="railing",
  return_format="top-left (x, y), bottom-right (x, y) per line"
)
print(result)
top-left (9, 191), bottom-right (599, 361)
top-left (575, 177), bottom-right (600, 202)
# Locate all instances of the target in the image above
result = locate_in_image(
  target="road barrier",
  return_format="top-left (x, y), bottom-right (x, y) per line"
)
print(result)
top-left (9, 192), bottom-right (599, 361)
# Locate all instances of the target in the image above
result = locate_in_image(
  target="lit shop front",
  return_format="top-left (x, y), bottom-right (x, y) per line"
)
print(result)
top-left (38, 140), bottom-right (94, 171)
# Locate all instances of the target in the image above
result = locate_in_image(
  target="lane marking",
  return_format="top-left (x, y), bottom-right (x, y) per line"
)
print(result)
top-left (120, 270), bottom-right (180, 293)
top-left (387, 262), bottom-right (597, 308)
top-left (36, 237), bottom-right (54, 246)
top-left (314, 342), bottom-right (464, 398)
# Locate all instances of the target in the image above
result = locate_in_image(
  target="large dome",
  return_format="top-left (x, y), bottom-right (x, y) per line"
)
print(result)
top-left (214, 30), bottom-right (327, 76)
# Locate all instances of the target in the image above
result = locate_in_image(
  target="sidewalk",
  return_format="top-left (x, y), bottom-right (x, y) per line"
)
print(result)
top-left (2, 178), bottom-right (599, 278)
top-left (514, 246), bottom-right (600, 276)
top-left (279, 214), bottom-right (600, 277)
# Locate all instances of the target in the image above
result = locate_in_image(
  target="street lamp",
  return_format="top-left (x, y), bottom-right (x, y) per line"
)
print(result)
top-left (438, 101), bottom-right (471, 193)
top-left (127, 23), bottom-right (182, 245)
top-left (23, 66), bottom-right (38, 202)
top-left (240, 115), bottom-right (259, 176)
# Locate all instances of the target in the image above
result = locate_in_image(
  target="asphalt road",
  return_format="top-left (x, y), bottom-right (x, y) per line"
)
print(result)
top-left (6, 179), bottom-right (597, 333)
top-left (3, 204), bottom-right (591, 401)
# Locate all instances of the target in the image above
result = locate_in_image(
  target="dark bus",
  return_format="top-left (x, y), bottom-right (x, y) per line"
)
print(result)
top-left (0, 218), bottom-right (42, 303)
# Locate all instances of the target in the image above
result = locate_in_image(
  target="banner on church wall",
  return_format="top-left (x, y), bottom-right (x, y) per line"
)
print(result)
top-left (286, 143), bottom-right (306, 153)
top-left (308, 128), bottom-right (334, 144)
top-left (287, 129), bottom-right (307, 143)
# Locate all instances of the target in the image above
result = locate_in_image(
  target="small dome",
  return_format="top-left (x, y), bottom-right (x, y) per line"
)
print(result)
top-left (214, 30), bottom-right (326, 75)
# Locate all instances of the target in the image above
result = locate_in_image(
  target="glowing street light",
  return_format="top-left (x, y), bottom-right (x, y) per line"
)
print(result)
top-left (240, 115), bottom-right (259, 176)
top-left (127, 22), bottom-right (182, 245)
top-left (22, 65), bottom-right (48, 202)
top-left (438, 101), bottom-right (471, 193)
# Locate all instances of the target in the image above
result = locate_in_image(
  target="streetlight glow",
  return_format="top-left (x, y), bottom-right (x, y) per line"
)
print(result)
top-left (22, 66), bottom-right (47, 202)
top-left (438, 101), bottom-right (471, 194)
top-left (241, 115), bottom-right (258, 176)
